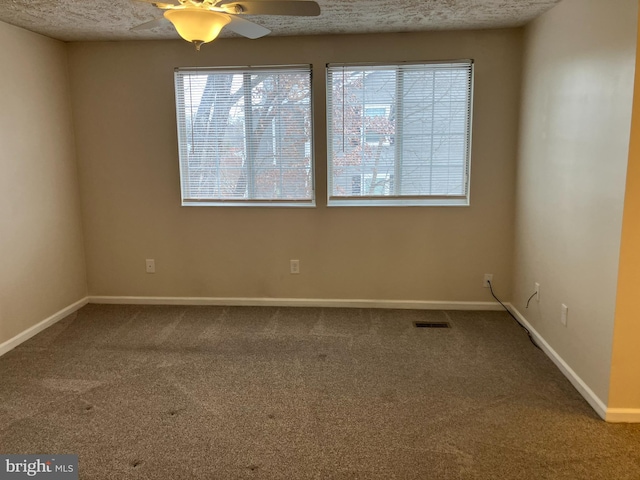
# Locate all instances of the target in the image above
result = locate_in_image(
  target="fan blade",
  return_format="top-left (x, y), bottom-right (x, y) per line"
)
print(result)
top-left (225, 16), bottom-right (271, 39)
top-left (224, 1), bottom-right (320, 16)
top-left (134, 0), bottom-right (181, 5)
top-left (131, 17), bottom-right (169, 31)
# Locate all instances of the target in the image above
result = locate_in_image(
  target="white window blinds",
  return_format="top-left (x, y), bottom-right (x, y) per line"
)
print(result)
top-left (327, 62), bottom-right (473, 206)
top-left (174, 66), bottom-right (313, 206)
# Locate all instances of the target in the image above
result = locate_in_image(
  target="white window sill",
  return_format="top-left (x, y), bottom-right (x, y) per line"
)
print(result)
top-left (327, 197), bottom-right (470, 207)
top-left (182, 200), bottom-right (316, 208)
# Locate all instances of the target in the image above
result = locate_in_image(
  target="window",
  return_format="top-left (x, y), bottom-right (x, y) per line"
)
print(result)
top-left (352, 173), bottom-right (393, 196)
top-left (327, 61), bottom-right (473, 206)
top-left (174, 66), bottom-right (313, 206)
top-left (364, 105), bottom-right (392, 145)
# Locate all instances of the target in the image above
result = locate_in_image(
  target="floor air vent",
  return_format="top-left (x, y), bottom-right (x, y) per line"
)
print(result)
top-left (414, 321), bottom-right (451, 329)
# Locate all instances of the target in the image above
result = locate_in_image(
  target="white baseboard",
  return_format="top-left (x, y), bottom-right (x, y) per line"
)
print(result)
top-left (88, 296), bottom-right (503, 311)
top-left (0, 297), bottom-right (89, 357)
top-left (507, 304), bottom-right (609, 421)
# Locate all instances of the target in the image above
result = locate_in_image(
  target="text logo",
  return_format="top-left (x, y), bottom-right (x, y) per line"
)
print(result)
top-left (1, 456), bottom-right (78, 479)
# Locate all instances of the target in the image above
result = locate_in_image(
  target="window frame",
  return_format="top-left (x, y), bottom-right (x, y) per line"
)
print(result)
top-left (174, 65), bottom-right (315, 208)
top-left (326, 60), bottom-right (474, 207)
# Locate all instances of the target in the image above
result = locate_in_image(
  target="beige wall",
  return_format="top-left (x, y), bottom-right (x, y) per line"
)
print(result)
top-left (513, 0), bottom-right (638, 403)
top-left (67, 29), bottom-right (522, 302)
top-left (0, 22), bottom-right (87, 345)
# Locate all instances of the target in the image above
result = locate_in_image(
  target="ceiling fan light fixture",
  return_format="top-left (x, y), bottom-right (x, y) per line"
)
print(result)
top-left (163, 8), bottom-right (230, 49)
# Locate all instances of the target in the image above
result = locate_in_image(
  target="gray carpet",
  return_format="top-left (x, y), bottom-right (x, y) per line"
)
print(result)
top-left (1, 305), bottom-right (639, 479)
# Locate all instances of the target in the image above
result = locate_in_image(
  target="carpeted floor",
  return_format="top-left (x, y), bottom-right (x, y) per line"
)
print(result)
top-left (1, 305), bottom-right (639, 479)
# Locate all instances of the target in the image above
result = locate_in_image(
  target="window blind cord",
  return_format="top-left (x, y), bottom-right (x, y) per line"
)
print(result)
top-left (342, 68), bottom-right (346, 153)
top-left (189, 75), bottom-right (196, 153)
top-left (487, 280), bottom-right (542, 351)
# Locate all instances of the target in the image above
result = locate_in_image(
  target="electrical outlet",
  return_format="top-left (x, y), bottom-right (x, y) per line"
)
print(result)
top-left (535, 282), bottom-right (540, 302)
top-left (561, 304), bottom-right (568, 326)
top-left (146, 259), bottom-right (155, 274)
top-left (290, 259), bottom-right (300, 274)
top-left (483, 274), bottom-right (493, 288)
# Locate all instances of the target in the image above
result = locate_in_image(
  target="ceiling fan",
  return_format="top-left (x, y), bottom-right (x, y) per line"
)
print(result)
top-left (133, 0), bottom-right (321, 50)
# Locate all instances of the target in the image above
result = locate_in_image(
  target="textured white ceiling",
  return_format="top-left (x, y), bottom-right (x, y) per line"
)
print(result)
top-left (0, 0), bottom-right (561, 42)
